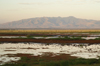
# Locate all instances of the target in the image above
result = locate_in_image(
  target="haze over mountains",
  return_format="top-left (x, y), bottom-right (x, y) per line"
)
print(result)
top-left (0, 16), bottom-right (100, 29)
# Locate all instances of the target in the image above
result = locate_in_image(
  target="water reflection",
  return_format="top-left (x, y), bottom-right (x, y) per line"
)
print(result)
top-left (0, 43), bottom-right (100, 65)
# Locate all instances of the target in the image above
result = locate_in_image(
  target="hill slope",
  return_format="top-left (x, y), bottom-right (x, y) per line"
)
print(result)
top-left (0, 16), bottom-right (100, 29)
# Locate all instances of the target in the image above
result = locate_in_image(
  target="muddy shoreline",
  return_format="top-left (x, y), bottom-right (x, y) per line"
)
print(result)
top-left (0, 38), bottom-right (100, 43)
top-left (0, 33), bottom-right (90, 37)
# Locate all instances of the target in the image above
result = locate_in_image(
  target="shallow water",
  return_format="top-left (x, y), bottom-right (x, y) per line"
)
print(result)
top-left (0, 36), bottom-right (59, 39)
top-left (0, 36), bottom-right (26, 38)
top-left (0, 43), bottom-right (100, 65)
top-left (82, 37), bottom-right (99, 40)
top-left (0, 36), bottom-right (99, 40)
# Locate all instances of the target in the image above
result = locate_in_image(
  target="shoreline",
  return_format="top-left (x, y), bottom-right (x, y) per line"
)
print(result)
top-left (0, 38), bottom-right (100, 43)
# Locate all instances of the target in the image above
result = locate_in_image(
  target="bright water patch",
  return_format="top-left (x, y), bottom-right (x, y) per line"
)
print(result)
top-left (82, 37), bottom-right (99, 40)
top-left (0, 43), bottom-right (100, 65)
top-left (0, 36), bottom-right (26, 38)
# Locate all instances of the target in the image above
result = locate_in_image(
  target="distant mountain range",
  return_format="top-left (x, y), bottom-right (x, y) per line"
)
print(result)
top-left (0, 16), bottom-right (100, 29)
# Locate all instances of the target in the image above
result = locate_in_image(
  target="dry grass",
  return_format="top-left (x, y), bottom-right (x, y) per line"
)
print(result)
top-left (0, 30), bottom-right (100, 33)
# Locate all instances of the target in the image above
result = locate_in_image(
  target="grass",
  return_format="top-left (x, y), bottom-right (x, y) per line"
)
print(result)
top-left (49, 36), bottom-right (85, 40)
top-left (13, 35), bottom-right (35, 39)
top-left (2, 57), bottom-right (100, 66)
top-left (26, 34), bottom-right (35, 39)
top-left (41, 58), bottom-right (100, 66)
top-left (1, 35), bottom-right (100, 40)
top-left (0, 30), bottom-right (100, 33)
top-left (94, 37), bottom-right (100, 40)
top-left (1, 53), bottom-right (100, 66)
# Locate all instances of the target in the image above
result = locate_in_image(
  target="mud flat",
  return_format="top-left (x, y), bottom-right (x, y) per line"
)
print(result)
top-left (0, 38), bottom-right (100, 43)
top-left (1, 43), bottom-right (100, 65)
top-left (0, 33), bottom-right (96, 37)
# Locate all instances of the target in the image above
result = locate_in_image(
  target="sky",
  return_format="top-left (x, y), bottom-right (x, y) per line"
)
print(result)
top-left (0, 0), bottom-right (100, 24)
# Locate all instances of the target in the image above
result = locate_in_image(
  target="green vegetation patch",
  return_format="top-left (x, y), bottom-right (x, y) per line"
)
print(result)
top-left (2, 57), bottom-right (100, 66)
top-left (49, 36), bottom-right (85, 40)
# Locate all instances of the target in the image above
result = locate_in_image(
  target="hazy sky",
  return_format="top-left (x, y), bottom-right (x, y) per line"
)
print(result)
top-left (0, 0), bottom-right (100, 23)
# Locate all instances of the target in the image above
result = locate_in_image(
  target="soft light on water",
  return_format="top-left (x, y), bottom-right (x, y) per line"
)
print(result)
top-left (0, 43), bottom-right (100, 65)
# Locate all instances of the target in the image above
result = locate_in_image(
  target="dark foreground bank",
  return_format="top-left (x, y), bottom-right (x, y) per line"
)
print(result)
top-left (0, 38), bottom-right (100, 43)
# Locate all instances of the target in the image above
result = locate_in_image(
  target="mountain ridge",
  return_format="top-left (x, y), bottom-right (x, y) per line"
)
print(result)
top-left (0, 16), bottom-right (100, 29)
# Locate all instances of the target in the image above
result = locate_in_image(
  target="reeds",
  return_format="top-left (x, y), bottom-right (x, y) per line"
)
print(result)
top-left (0, 30), bottom-right (100, 33)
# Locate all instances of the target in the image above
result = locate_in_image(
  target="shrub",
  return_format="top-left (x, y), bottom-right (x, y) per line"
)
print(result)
top-left (26, 34), bottom-right (34, 39)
